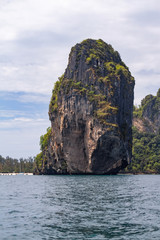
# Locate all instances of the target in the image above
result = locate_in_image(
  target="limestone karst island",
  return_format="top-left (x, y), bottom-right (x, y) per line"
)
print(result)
top-left (35, 39), bottom-right (135, 175)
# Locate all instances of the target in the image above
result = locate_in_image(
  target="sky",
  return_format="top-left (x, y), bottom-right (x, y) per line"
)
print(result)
top-left (0, 0), bottom-right (160, 158)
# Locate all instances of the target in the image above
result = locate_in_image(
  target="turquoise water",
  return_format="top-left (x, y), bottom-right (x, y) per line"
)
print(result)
top-left (0, 175), bottom-right (160, 239)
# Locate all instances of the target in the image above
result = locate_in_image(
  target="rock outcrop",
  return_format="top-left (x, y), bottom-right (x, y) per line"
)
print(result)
top-left (35, 39), bottom-right (135, 174)
top-left (126, 88), bottom-right (160, 173)
top-left (133, 89), bottom-right (160, 134)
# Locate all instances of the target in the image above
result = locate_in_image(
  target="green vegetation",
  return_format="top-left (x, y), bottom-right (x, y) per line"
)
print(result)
top-left (35, 127), bottom-right (52, 169)
top-left (80, 39), bottom-right (121, 63)
top-left (133, 91), bottom-right (160, 122)
top-left (49, 39), bottom-right (132, 127)
top-left (82, 39), bottom-right (133, 83)
top-left (125, 88), bottom-right (160, 174)
top-left (35, 152), bottom-right (43, 169)
top-left (86, 53), bottom-right (98, 64)
top-left (49, 75), bottom-right (118, 126)
top-left (95, 100), bottom-right (118, 126)
top-left (71, 39), bottom-right (134, 85)
top-left (103, 61), bottom-right (132, 82)
top-left (133, 90), bottom-right (160, 121)
top-left (34, 127), bottom-right (68, 174)
top-left (40, 127), bottom-right (51, 151)
top-left (49, 74), bottom-right (64, 112)
top-left (125, 126), bottom-right (160, 174)
top-left (141, 94), bottom-right (155, 107)
top-left (133, 105), bottom-right (143, 119)
top-left (0, 155), bottom-right (34, 173)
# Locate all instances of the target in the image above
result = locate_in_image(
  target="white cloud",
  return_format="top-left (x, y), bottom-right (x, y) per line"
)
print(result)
top-left (0, 0), bottom-right (57, 41)
top-left (0, 116), bottom-right (50, 158)
top-left (0, 0), bottom-right (160, 157)
top-left (0, 126), bottom-right (49, 158)
top-left (0, 0), bottom-right (160, 99)
top-left (0, 110), bottom-right (23, 118)
top-left (17, 93), bottom-right (50, 103)
top-left (0, 117), bottom-right (48, 129)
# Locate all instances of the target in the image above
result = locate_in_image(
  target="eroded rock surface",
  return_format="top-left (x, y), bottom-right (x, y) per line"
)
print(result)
top-left (35, 39), bottom-right (135, 174)
top-left (133, 90), bottom-right (160, 134)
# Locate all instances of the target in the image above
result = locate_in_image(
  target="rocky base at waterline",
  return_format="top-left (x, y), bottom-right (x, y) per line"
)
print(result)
top-left (35, 39), bottom-right (135, 175)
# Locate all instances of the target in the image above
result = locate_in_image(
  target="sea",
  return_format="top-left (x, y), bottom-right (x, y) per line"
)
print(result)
top-left (0, 174), bottom-right (160, 240)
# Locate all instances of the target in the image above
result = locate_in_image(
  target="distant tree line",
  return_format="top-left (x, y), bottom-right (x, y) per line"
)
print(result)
top-left (0, 155), bottom-right (34, 173)
top-left (125, 127), bottom-right (160, 174)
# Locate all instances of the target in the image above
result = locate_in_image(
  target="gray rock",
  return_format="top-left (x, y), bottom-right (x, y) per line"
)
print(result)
top-left (35, 39), bottom-right (135, 175)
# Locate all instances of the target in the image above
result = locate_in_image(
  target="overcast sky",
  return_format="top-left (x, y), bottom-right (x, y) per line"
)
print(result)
top-left (0, 0), bottom-right (160, 158)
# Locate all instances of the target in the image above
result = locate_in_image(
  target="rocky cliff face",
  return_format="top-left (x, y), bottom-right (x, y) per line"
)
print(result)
top-left (35, 39), bottom-right (135, 174)
top-left (126, 88), bottom-right (160, 174)
top-left (133, 89), bottom-right (160, 134)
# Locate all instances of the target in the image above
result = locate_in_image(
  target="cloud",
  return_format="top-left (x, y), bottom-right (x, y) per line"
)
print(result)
top-left (0, 125), bottom-right (49, 158)
top-left (0, 110), bottom-right (23, 118)
top-left (0, 116), bottom-right (48, 129)
top-left (0, 0), bottom-right (159, 97)
top-left (0, 0), bottom-right (160, 157)
top-left (0, 114), bottom-right (50, 158)
top-left (130, 9), bottom-right (160, 27)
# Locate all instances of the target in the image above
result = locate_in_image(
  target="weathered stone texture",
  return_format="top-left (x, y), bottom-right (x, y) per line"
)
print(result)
top-left (36, 39), bottom-right (135, 174)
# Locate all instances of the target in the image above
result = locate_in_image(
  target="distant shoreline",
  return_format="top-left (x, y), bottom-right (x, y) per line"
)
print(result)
top-left (118, 172), bottom-right (159, 175)
top-left (0, 173), bottom-right (33, 176)
top-left (0, 172), bottom-right (159, 176)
